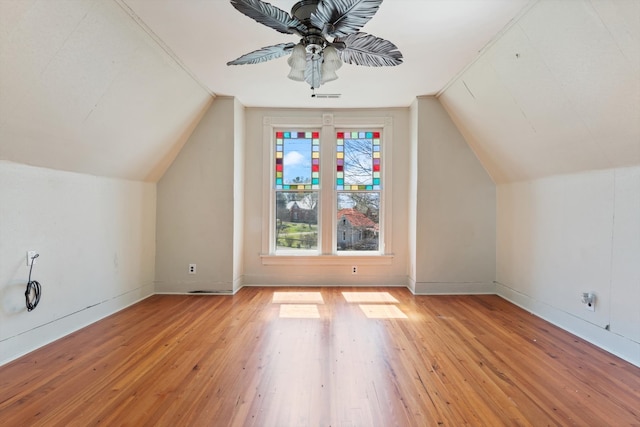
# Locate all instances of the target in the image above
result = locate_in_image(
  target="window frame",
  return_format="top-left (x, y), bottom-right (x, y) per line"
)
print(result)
top-left (260, 114), bottom-right (394, 265)
top-left (335, 129), bottom-right (383, 255)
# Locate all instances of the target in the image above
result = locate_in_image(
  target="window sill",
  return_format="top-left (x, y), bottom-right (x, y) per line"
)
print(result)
top-left (260, 254), bottom-right (394, 266)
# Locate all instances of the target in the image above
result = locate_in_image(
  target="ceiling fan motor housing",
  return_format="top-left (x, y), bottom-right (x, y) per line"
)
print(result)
top-left (292, 0), bottom-right (327, 56)
top-left (291, 0), bottom-right (321, 24)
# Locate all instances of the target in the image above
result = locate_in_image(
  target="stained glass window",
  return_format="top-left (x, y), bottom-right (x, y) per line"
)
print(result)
top-left (336, 131), bottom-right (381, 252)
top-left (336, 131), bottom-right (380, 190)
top-left (275, 131), bottom-right (320, 190)
top-left (274, 131), bottom-right (320, 252)
top-left (266, 121), bottom-right (388, 256)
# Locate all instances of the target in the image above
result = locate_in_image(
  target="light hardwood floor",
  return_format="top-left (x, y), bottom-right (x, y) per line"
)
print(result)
top-left (1, 287), bottom-right (639, 426)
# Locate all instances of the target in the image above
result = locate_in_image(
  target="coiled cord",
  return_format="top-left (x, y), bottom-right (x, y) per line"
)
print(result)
top-left (25, 254), bottom-right (41, 312)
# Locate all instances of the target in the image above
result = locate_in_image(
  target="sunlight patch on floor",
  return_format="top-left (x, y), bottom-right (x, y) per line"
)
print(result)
top-left (272, 292), bottom-right (324, 304)
top-left (359, 304), bottom-right (408, 319)
top-left (279, 304), bottom-right (320, 318)
top-left (342, 292), bottom-right (398, 303)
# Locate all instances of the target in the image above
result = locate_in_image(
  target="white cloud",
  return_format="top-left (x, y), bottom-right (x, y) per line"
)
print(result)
top-left (283, 151), bottom-right (305, 166)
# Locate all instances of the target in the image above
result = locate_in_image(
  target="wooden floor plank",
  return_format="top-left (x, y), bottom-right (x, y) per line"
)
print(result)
top-left (1, 287), bottom-right (638, 426)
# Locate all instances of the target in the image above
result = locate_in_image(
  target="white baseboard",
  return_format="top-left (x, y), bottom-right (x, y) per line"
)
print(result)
top-left (241, 274), bottom-right (408, 287)
top-left (496, 282), bottom-right (640, 368)
top-left (412, 281), bottom-right (496, 295)
top-left (155, 290), bottom-right (236, 295)
top-left (0, 283), bottom-right (154, 366)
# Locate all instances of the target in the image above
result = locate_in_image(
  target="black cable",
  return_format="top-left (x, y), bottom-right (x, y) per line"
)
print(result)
top-left (25, 254), bottom-right (41, 312)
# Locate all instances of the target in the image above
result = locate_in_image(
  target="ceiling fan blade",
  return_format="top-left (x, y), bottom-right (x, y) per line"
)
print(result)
top-left (311, 0), bottom-right (383, 38)
top-left (335, 32), bottom-right (402, 67)
top-left (227, 43), bottom-right (296, 65)
top-left (230, 0), bottom-right (307, 35)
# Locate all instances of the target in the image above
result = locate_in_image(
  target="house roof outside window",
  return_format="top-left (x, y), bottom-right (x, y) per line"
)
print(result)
top-left (337, 208), bottom-right (378, 231)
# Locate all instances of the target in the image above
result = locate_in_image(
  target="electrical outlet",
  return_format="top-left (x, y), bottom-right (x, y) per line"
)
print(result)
top-left (585, 300), bottom-right (595, 312)
top-left (27, 251), bottom-right (37, 266)
top-left (188, 264), bottom-right (196, 274)
top-left (581, 292), bottom-right (595, 312)
top-left (352, 265), bottom-right (357, 275)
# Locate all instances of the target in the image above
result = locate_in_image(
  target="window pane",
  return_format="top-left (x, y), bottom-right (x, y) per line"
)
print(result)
top-left (275, 131), bottom-right (320, 190)
top-left (276, 191), bottom-right (318, 251)
top-left (336, 131), bottom-right (380, 190)
top-left (337, 192), bottom-right (379, 251)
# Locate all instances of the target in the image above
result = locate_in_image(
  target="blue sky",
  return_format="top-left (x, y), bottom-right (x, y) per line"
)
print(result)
top-left (283, 138), bottom-right (311, 184)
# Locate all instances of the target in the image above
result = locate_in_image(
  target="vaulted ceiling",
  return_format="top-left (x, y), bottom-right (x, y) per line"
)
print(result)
top-left (121, 0), bottom-right (530, 108)
top-left (0, 0), bottom-right (212, 181)
top-left (440, 0), bottom-right (640, 183)
top-left (1, 0), bottom-right (638, 183)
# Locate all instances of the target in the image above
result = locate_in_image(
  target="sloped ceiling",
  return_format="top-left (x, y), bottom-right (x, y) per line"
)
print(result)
top-left (121, 0), bottom-right (530, 108)
top-left (1, 0), bottom-right (637, 184)
top-left (0, 0), bottom-right (532, 181)
top-left (0, 0), bottom-right (212, 181)
top-left (440, 0), bottom-right (640, 183)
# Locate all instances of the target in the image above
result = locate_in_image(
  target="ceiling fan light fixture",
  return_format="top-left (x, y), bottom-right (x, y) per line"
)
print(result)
top-left (321, 46), bottom-right (341, 83)
top-left (288, 66), bottom-right (306, 82)
top-left (287, 43), bottom-right (307, 68)
top-left (287, 43), bottom-right (307, 81)
top-left (322, 45), bottom-right (342, 69)
top-left (228, 0), bottom-right (403, 92)
top-left (306, 56), bottom-right (322, 89)
top-left (321, 68), bottom-right (338, 84)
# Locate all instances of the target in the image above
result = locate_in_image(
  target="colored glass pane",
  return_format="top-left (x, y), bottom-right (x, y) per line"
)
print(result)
top-left (275, 130), bottom-right (320, 189)
top-left (336, 130), bottom-right (381, 187)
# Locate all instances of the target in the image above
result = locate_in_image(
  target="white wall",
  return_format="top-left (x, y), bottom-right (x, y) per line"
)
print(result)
top-left (410, 97), bottom-right (496, 294)
top-left (155, 97), bottom-right (240, 293)
top-left (155, 102), bottom-right (496, 290)
top-left (496, 166), bottom-right (640, 366)
top-left (0, 161), bottom-right (156, 365)
top-left (408, 101), bottom-right (420, 293)
top-left (233, 99), bottom-right (246, 293)
top-left (242, 108), bottom-right (411, 287)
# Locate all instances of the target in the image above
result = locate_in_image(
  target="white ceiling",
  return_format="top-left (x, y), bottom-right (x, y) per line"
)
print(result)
top-left (120, 0), bottom-right (531, 108)
top-left (0, 0), bottom-right (212, 181)
top-left (440, 0), bottom-right (640, 183)
top-left (1, 0), bottom-right (638, 183)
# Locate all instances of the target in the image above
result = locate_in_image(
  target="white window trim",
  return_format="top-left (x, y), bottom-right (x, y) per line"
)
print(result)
top-left (261, 114), bottom-right (394, 265)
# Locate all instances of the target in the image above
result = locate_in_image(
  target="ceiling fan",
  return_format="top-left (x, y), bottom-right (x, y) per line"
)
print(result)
top-left (227, 0), bottom-right (403, 90)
